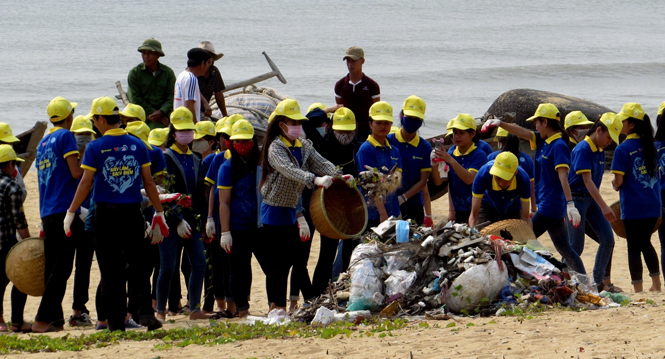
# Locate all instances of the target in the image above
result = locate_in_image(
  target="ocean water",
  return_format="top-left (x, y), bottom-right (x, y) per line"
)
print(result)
top-left (2, 0), bottom-right (665, 138)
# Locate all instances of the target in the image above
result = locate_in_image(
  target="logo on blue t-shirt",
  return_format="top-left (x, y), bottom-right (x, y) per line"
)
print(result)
top-left (101, 155), bottom-right (141, 193)
top-left (633, 157), bottom-right (658, 189)
top-left (37, 147), bottom-right (58, 186)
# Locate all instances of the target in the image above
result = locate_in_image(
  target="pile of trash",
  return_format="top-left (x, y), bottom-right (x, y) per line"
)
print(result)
top-left (295, 219), bottom-right (632, 323)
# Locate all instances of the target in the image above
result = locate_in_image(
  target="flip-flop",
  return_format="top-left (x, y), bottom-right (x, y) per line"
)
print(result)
top-left (10, 322), bottom-right (33, 333)
top-left (217, 309), bottom-right (235, 319)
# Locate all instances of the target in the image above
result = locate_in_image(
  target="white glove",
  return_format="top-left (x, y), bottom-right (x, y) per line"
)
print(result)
top-left (398, 194), bottom-right (407, 205)
top-left (206, 217), bottom-right (216, 239)
top-left (342, 174), bottom-right (354, 183)
top-left (567, 202), bottom-right (581, 227)
top-left (144, 221), bottom-right (150, 239)
top-left (63, 211), bottom-right (75, 237)
top-left (150, 211), bottom-right (169, 244)
top-left (177, 220), bottom-right (192, 239)
top-left (221, 231), bottom-right (232, 253)
top-left (314, 175), bottom-right (333, 189)
top-left (297, 216), bottom-right (310, 241)
top-left (79, 207), bottom-right (89, 222)
top-left (159, 193), bottom-right (181, 203)
top-left (481, 119), bottom-right (502, 133)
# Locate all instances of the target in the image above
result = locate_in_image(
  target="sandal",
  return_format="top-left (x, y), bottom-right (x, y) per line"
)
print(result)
top-left (10, 322), bottom-right (32, 333)
top-left (179, 305), bottom-right (190, 314)
top-left (605, 283), bottom-right (623, 293)
top-left (217, 309), bottom-right (235, 319)
top-left (207, 312), bottom-right (224, 320)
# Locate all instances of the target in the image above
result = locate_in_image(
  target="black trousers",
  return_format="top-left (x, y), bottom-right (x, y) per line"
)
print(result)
top-left (400, 201), bottom-right (425, 225)
top-left (289, 210), bottom-right (314, 301)
top-left (477, 203), bottom-right (521, 225)
top-left (72, 230), bottom-right (95, 313)
top-left (0, 240), bottom-right (27, 324)
top-left (202, 240), bottom-right (226, 311)
top-left (229, 227), bottom-right (273, 311)
top-left (624, 217), bottom-right (660, 284)
top-left (311, 234), bottom-right (340, 297)
top-left (264, 224), bottom-right (312, 308)
top-left (35, 212), bottom-right (82, 327)
top-left (94, 203), bottom-right (153, 331)
top-left (341, 219), bottom-right (380, 273)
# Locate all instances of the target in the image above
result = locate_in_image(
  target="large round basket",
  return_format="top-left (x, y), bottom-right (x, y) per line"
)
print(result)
top-left (609, 201), bottom-right (661, 239)
top-left (5, 237), bottom-right (45, 296)
top-left (480, 219), bottom-right (535, 244)
top-left (310, 180), bottom-right (368, 240)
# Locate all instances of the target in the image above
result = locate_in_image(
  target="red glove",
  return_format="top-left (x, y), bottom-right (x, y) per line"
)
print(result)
top-left (159, 193), bottom-right (181, 203)
top-left (423, 215), bottom-right (433, 228)
top-left (150, 212), bottom-right (169, 244)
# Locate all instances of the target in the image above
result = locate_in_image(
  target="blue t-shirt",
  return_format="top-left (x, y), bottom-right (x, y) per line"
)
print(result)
top-left (472, 162), bottom-right (531, 214)
top-left (150, 147), bottom-right (167, 177)
top-left (476, 140), bottom-right (493, 156)
top-left (167, 144), bottom-right (196, 194)
top-left (204, 150), bottom-right (231, 186)
top-left (202, 151), bottom-right (215, 180)
top-left (387, 131), bottom-right (432, 208)
top-left (81, 129), bottom-right (151, 204)
top-left (487, 151), bottom-right (534, 181)
top-left (217, 159), bottom-right (258, 230)
top-left (447, 144), bottom-right (488, 212)
top-left (656, 140), bottom-right (665, 199)
top-left (36, 127), bottom-right (80, 218)
top-left (611, 134), bottom-right (661, 220)
top-left (531, 132), bottom-right (570, 219)
top-left (568, 136), bottom-right (605, 194)
top-left (356, 136), bottom-right (403, 221)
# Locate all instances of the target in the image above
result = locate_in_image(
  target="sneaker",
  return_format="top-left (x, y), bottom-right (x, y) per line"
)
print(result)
top-left (69, 313), bottom-right (93, 327)
top-left (140, 315), bottom-right (163, 331)
top-left (124, 318), bottom-right (143, 330)
top-left (95, 322), bottom-right (108, 330)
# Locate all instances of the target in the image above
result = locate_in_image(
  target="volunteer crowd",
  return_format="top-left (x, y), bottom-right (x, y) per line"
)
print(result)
top-left (1, 39), bottom-right (664, 333)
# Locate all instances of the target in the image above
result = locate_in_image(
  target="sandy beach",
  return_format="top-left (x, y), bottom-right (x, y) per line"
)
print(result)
top-left (3, 171), bottom-right (665, 359)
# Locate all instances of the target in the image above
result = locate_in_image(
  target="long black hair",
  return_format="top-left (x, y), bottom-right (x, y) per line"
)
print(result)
top-left (259, 115), bottom-right (290, 187)
top-left (535, 117), bottom-right (569, 144)
top-left (654, 112), bottom-right (665, 142)
top-left (628, 115), bottom-right (657, 176)
top-left (229, 136), bottom-right (260, 184)
top-left (500, 133), bottom-right (521, 158)
top-left (585, 118), bottom-right (610, 138)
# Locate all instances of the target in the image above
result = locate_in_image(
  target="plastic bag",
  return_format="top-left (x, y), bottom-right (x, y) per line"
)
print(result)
top-left (333, 310), bottom-right (371, 323)
top-left (348, 259), bottom-right (384, 310)
top-left (385, 270), bottom-right (417, 298)
top-left (395, 220), bottom-right (410, 243)
top-left (266, 308), bottom-right (290, 325)
top-left (349, 243), bottom-right (383, 274)
top-left (312, 306), bottom-right (335, 325)
top-left (383, 250), bottom-right (412, 275)
top-left (570, 271), bottom-right (598, 295)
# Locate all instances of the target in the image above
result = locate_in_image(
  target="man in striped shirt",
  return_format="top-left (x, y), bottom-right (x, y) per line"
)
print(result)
top-left (174, 48), bottom-right (212, 124)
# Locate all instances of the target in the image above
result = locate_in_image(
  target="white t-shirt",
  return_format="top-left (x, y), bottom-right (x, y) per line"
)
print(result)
top-left (174, 70), bottom-right (201, 122)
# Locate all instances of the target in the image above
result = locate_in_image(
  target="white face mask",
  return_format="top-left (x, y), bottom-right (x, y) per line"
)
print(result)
top-left (316, 127), bottom-right (327, 137)
top-left (192, 140), bottom-right (210, 154)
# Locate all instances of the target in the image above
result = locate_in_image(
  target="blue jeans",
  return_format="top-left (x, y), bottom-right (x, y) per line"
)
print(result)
top-left (532, 212), bottom-right (586, 275)
top-left (569, 195), bottom-right (615, 285)
top-left (156, 230), bottom-right (206, 313)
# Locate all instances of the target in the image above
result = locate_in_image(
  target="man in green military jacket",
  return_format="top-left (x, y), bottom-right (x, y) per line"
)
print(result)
top-left (127, 38), bottom-right (176, 130)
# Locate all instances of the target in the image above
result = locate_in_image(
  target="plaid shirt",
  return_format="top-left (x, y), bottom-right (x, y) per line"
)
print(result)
top-left (261, 137), bottom-right (339, 208)
top-left (0, 171), bottom-right (28, 250)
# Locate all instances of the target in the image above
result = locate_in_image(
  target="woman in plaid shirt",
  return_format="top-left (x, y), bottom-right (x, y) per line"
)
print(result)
top-left (259, 99), bottom-right (342, 311)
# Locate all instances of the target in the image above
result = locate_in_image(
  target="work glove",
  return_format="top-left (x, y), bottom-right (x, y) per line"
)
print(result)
top-left (159, 193), bottom-right (181, 203)
top-left (206, 217), bottom-right (216, 239)
top-left (79, 207), bottom-right (88, 222)
top-left (63, 211), bottom-right (75, 237)
top-left (177, 220), bottom-right (192, 239)
top-left (297, 216), bottom-right (310, 241)
top-left (150, 211), bottom-right (169, 244)
top-left (144, 221), bottom-right (150, 238)
top-left (398, 194), bottom-right (407, 206)
top-left (221, 231), bottom-right (232, 254)
top-left (314, 175), bottom-right (333, 189)
top-left (481, 119), bottom-right (502, 133)
top-left (567, 202), bottom-right (581, 228)
top-left (423, 215), bottom-right (434, 228)
top-left (341, 174), bottom-right (354, 185)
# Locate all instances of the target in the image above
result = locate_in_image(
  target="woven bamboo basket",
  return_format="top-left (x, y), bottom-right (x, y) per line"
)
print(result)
top-left (310, 180), bottom-right (368, 240)
top-left (609, 201), bottom-right (661, 239)
top-left (5, 237), bottom-right (45, 296)
top-left (480, 219), bottom-right (536, 244)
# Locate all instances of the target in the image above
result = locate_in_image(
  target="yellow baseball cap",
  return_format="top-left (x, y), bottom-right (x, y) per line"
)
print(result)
top-left (495, 127), bottom-right (509, 138)
top-left (119, 103), bottom-right (146, 122)
top-left (215, 117), bottom-right (228, 133)
top-left (445, 117), bottom-right (454, 137)
top-left (273, 99), bottom-right (308, 121)
top-left (126, 121), bottom-right (153, 150)
top-left (600, 112), bottom-right (622, 145)
top-left (526, 103), bottom-right (560, 122)
top-left (0, 144), bottom-right (23, 163)
top-left (332, 107), bottom-right (356, 131)
top-left (47, 96), bottom-right (78, 122)
top-left (90, 97), bottom-right (119, 116)
top-left (616, 102), bottom-right (645, 121)
top-left (490, 152), bottom-right (518, 181)
top-left (564, 111), bottom-right (593, 130)
top-left (307, 102), bottom-right (327, 114)
top-left (0, 122), bottom-right (20, 144)
top-left (449, 114), bottom-right (477, 131)
top-left (390, 126), bottom-right (399, 134)
top-left (402, 95), bottom-right (426, 120)
top-left (70, 116), bottom-right (96, 135)
top-left (229, 119), bottom-right (255, 140)
top-left (658, 101), bottom-right (665, 116)
top-left (170, 107), bottom-right (196, 130)
top-left (148, 128), bottom-right (169, 146)
top-left (194, 120), bottom-right (216, 140)
top-left (221, 114), bottom-right (244, 135)
top-left (369, 101), bottom-right (394, 123)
